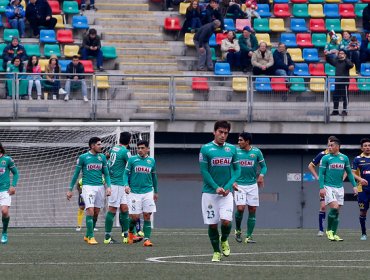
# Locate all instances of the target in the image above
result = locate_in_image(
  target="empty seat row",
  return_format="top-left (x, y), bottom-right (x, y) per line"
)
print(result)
top-left (292, 3), bottom-right (358, 18)
top-left (293, 62), bottom-right (358, 76)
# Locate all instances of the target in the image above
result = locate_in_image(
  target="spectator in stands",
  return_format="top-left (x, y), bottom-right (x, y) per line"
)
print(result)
top-left (26, 55), bottom-right (42, 100)
top-left (81, 29), bottom-right (104, 71)
top-left (363, 4), bottom-right (370, 33)
top-left (273, 42), bottom-right (294, 77)
top-left (193, 20), bottom-right (222, 71)
top-left (221, 30), bottom-right (240, 70)
top-left (251, 41), bottom-right (274, 75)
top-left (45, 55), bottom-right (66, 100)
top-left (2, 37), bottom-right (27, 72)
top-left (25, 0), bottom-right (56, 37)
top-left (226, 0), bottom-right (247, 22)
top-left (245, 0), bottom-right (260, 20)
top-left (324, 31), bottom-right (340, 60)
top-left (64, 55), bottom-right (88, 102)
top-left (360, 32), bottom-right (370, 62)
top-left (238, 26), bottom-right (258, 73)
top-left (6, 56), bottom-right (26, 98)
top-left (326, 49), bottom-right (353, 116)
top-left (5, 0), bottom-right (26, 38)
top-left (181, 0), bottom-right (202, 34)
top-left (339, 31), bottom-right (360, 72)
top-left (202, 0), bottom-right (224, 30)
top-left (81, 0), bottom-right (97, 11)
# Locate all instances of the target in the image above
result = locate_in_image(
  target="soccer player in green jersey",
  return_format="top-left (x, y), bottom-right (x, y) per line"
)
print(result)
top-left (199, 120), bottom-right (240, 262)
top-left (233, 132), bottom-right (267, 244)
top-left (124, 140), bottom-right (158, 247)
top-left (0, 142), bottom-right (19, 244)
top-left (319, 137), bottom-right (358, 241)
top-left (67, 137), bottom-right (112, 245)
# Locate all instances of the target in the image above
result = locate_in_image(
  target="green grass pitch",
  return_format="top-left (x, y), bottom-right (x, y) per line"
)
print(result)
top-left (0, 228), bottom-right (369, 279)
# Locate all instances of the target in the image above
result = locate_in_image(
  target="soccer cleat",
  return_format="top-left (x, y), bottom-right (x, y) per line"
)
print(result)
top-left (104, 237), bottom-right (119, 244)
top-left (137, 230), bottom-right (144, 238)
top-left (143, 239), bottom-right (153, 247)
top-left (1, 233), bottom-right (8, 244)
top-left (361, 234), bottom-right (367, 241)
top-left (123, 236), bottom-right (129, 244)
top-left (128, 232), bottom-right (143, 244)
top-left (245, 236), bottom-right (256, 244)
top-left (317, 231), bottom-right (324, 237)
top-left (326, 230), bottom-right (334, 241)
top-left (88, 237), bottom-right (98, 245)
top-left (221, 240), bottom-right (230, 257)
top-left (75, 226), bottom-right (81, 232)
top-left (235, 230), bottom-right (242, 243)
top-left (211, 252), bottom-right (221, 262)
top-left (332, 235), bottom-right (343, 242)
top-left (83, 236), bottom-right (89, 242)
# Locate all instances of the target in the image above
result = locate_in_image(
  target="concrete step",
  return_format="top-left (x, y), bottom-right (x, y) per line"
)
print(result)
top-left (95, 17), bottom-right (157, 25)
top-left (119, 62), bottom-right (178, 71)
top-left (99, 0), bottom-right (148, 3)
top-left (95, 3), bottom-right (149, 11)
top-left (128, 84), bottom-right (191, 91)
top-left (98, 25), bottom-right (161, 32)
top-left (93, 10), bottom-right (153, 17)
top-left (116, 47), bottom-right (171, 55)
top-left (102, 40), bottom-right (167, 47)
top-left (103, 32), bottom-right (164, 41)
top-left (118, 54), bottom-right (176, 63)
top-left (131, 92), bottom-right (202, 101)
top-left (120, 70), bottom-right (185, 75)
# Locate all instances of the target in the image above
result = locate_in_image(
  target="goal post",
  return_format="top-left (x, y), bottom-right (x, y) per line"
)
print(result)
top-left (0, 122), bottom-right (155, 227)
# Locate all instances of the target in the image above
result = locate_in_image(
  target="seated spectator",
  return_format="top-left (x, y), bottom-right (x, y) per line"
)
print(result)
top-left (182, 0), bottom-right (202, 34)
top-left (6, 56), bottom-right (27, 98)
top-left (81, 29), bottom-right (104, 71)
top-left (245, 0), bottom-right (260, 20)
top-left (339, 31), bottom-right (360, 72)
top-left (2, 37), bottom-right (27, 72)
top-left (221, 30), bottom-right (240, 70)
top-left (324, 31), bottom-right (339, 60)
top-left (26, 55), bottom-right (42, 100)
top-left (202, 0), bottom-right (224, 30)
top-left (81, 0), bottom-right (97, 11)
top-left (5, 0), bottom-right (26, 38)
top-left (251, 41), bottom-right (274, 75)
top-left (44, 55), bottom-right (66, 100)
top-left (25, 0), bottom-right (56, 37)
top-left (273, 42), bottom-right (294, 77)
top-left (64, 55), bottom-right (88, 102)
top-left (226, 0), bottom-right (246, 22)
top-left (361, 32), bottom-right (370, 62)
top-left (238, 26), bottom-right (258, 72)
top-left (363, 4), bottom-right (370, 33)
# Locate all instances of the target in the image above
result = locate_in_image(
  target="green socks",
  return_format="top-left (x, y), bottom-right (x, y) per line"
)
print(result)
top-left (208, 226), bottom-right (220, 253)
top-left (119, 211), bottom-right (129, 234)
top-left (247, 212), bottom-right (256, 237)
top-left (235, 210), bottom-right (244, 231)
top-left (104, 211), bottom-right (116, 239)
top-left (328, 208), bottom-right (339, 233)
top-left (86, 216), bottom-right (94, 238)
top-left (143, 220), bottom-right (152, 239)
top-left (221, 222), bottom-right (232, 242)
top-left (2, 216), bottom-right (9, 234)
top-left (129, 218), bottom-right (136, 232)
top-left (93, 217), bottom-right (97, 229)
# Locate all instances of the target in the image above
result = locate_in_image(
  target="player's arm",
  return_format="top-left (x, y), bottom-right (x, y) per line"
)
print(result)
top-left (308, 162), bottom-right (318, 180)
top-left (199, 149), bottom-right (219, 191)
top-left (352, 169), bottom-right (368, 186)
top-left (102, 156), bottom-right (111, 196)
top-left (67, 156), bottom-right (83, 200)
top-left (318, 157), bottom-right (327, 197)
top-left (123, 159), bottom-right (132, 194)
top-left (8, 160), bottom-right (18, 195)
top-left (345, 158), bottom-right (358, 195)
top-left (152, 161), bottom-right (158, 201)
top-left (224, 149), bottom-right (241, 191)
top-left (257, 152), bottom-right (267, 187)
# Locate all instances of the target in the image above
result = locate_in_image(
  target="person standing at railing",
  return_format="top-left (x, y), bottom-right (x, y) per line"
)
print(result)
top-left (326, 49), bottom-right (354, 117)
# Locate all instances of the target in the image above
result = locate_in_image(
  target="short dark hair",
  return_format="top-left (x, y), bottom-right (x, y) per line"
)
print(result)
top-left (88, 28), bottom-right (97, 35)
top-left (72, 55), bottom-right (79, 60)
top-left (89, 137), bottom-right (101, 148)
top-left (214, 120), bottom-right (231, 132)
top-left (360, 138), bottom-right (370, 146)
top-left (327, 136), bottom-right (337, 142)
top-left (330, 136), bottom-right (341, 146)
top-left (0, 142), bottom-right (5, 154)
top-left (239, 132), bottom-right (252, 144)
top-left (137, 140), bottom-right (149, 147)
top-left (119, 132), bottom-right (131, 145)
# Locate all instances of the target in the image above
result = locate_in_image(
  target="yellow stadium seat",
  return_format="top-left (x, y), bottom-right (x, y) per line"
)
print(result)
top-left (63, 45), bottom-right (80, 57)
top-left (269, 18), bottom-right (286, 32)
top-left (287, 48), bottom-right (304, 62)
top-left (350, 65), bottom-right (357, 76)
top-left (184, 33), bottom-right (195, 47)
top-left (54, 15), bottom-right (65, 28)
top-left (326, 34), bottom-right (342, 43)
top-left (179, 2), bottom-right (190, 15)
top-left (232, 77), bottom-right (248, 92)
top-left (95, 76), bottom-right (110, 89)
top-left (341, 19), bottom-right (357, 32)
top-left (255, 33), bottom-right (272, 46)
top-left (309, 78), bottom-right (326, 92)
top-left (325, 0), bottom-right (340, 3)
top-left (38, 59), bottom-right (49, 72)
top-left (308, 4), bottom-right (325, 18)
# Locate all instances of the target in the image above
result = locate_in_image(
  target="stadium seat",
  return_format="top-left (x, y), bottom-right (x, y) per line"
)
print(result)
top-left (273, 0), bottom-right (288, 3)
top-left (211, 47), bottom-right (217, 61)
top-left (72, 15), bottom-right (89, 29)
top-left (324, 4), bottom-right (339, 18)
top-left (62, 1), bottom-right (79, 14)
top-left (63, 45), bottom-right (80, 58)
top-left (54, 15), bottom-right (65, 28)
top-left (38, 59), bottom-right (49, 72)
top-left (236, 19), bottom-right (251, 32)
top-left (164, 17), bottom-right (181, 31)
top-left (350, 65), bottom-right (357, 76)
top-left (184, 33), bottom-right (195, 47)
top-left (3, 29), bottom-right (19, 42)
top-left (57, 29), bottom-right (74, 44)
top-left (280, 33), bottom-right (297, 47)
top-left (214, 62), bottom-right (231, 75)
top-left (361, 63), bottom-right (370, 76)
top-left (328, 78), bottom-right (335, 92)
top-left (340, 19), bottom-right (357, 32)
top-left (273, 4), bottom-right (291, 17)
top-left (325, 63), bottom-right (336, 76)
top-left (255, 77), bottom-right (272, 92)
top-left (216, 33), bottom-right (228, 45)
top-left (309, 63), bottom-right (325, 76)
top-left (309, 78), bottom-right (326, 92)
top-left (179, 2), bottom-right (190, 15)
top-left (339, 4), bottom-right (356, 18)
top-left (43, 44), bottom-right (61, 58)
top-left (291, 18), bottom-right (308, 32)
top-left (325, 0), bottom-right (340, 3)
top-left (312, 33), bottom-right (327, 47)
top-left (343, 0), bottom-right (358, 3)
top-left (308, 4), bottom-right (325, 17)
top-left (290, 77), bottom-right (306, 92)
top-left (255, 33), bottom-right (272, 46)
top-left (58, 60), bottom-right (71, 73)
top-left (310, 19), bottom-right (326, 32)
top-left (326, 33), bottom-right (342, 43)
top-left (80, 60), bottom-right (94, 73)
top-left (40, 30), bottom-right (57, 43)
top-left (101, 46), bottom-right (117, 59)
top-left (293, 63), bottom-right (309, 76)
top-left (232, 77), bottom-right (248, 92)
top-left (303, 48), bottom-right (319, 62)
top-left (0, 59), bottom-right (4, 72)
top-left (271, 78), bottom-right (289, 92)
top-left (325, 19), bottom-right (341, 32)
top-left (358, 78), bottom-right (370, 91)
top-left (253, 18), bottom-right (270, 32)
top-left (48, 1), bottom-right (61, 14)
top-left (24, 44), bottom-right (41, 57)
top-left (287, 48), bottom-right (304, 62)
top-left (0, 43), bottom-right (6, 54)
top-left (224, 18), bottom-right (236, 31)
top-left (94, 75), bottom-right (110, 90)
top-left (0, 0), bottom-right (7, 12)
top-left (355, 3), bottom-right (367, 17)
top-left (209, 34), bottom-right (217, 47)
top-left (347, 78), bottom-right (358, 93)
top-left (296, 33), bottom-right (313, 47)
top-left (192, 77), bottom-right (209, 91)
top-left (291, 0), bottom-right (308, 3)
top-left (256, 4), bottom-right (271, 17)
top-left (270, 18), bottom-right (286, 32)
top-left (309, 0), bottom-right (324, 3)
top-left (292, 4), bottom-right (309, 17)
top-left (351, 33), bottom-right (362, 46)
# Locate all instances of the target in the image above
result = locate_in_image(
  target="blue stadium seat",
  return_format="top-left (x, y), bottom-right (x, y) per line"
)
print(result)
top-left (39, 30), bottom-right (57, 43)
top-left (72, 15), bottom-right (89, 29)
top-left (58, 60), bottom-right (71, 73)
top-left (303, 48), bottom-right (319, 62)
top-left (280, 33), bottom-right (297, 47)
top-left (273, 0), bottom-right (289, 3)
top-left (294, 63), bottom-right (309, 76)
top-left (214, 62), bottom-right (231, 75)
top-left (223, 18), bottom-right (236, 31)
top-left (290, 18), bottom-right (308, 32)
top-left (209, 33), bottom-right (217, 47)
top-left (256, 4), bottom-right (271, 17)
top-left (324, 4), bottom-right (340, 18)
top-left (360, 63), bottom-right (370, 76)
top-left (255, 77), bottom-right (272, 92)
top-left (328, 78), bottom-right (335, 92)
top-left (343, 0), bottom-right (358, 3)
top-left (351, 33), bottom-right (362, 46)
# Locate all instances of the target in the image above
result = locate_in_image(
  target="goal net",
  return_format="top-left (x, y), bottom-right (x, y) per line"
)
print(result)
top-left (0, 122), bottom-right (154, 227)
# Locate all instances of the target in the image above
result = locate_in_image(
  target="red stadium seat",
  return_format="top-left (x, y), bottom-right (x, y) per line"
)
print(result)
top-left (192, 77), bottom-right (209, 91)
top-left (309, 63), bottom-right (325, 76)
top-left (296, 33), bottom-right (313, 47)
top-left (235, 19), bottom-right (251, 32)
top-left (348, 78), bottom-right (359, 92)
top-left (56, 29), bottom-right (74, 44)
top-left (216, 33), bottom-right (228, 45)
top-left (164, 17), bottom-right (181, 31)
top-left (80, 60), bottom-right (94, 73)
top-left (271, 78), bottom-right (289, 92)
top-left (291, 0), bottom-right (307, 3)
top-left (48, 0), bottom-right (61, 14)
top-left (339, 4), bottom-right (356, 18)
top-left (309, 19), bottom-right (326, 32)
top-left (273, 4), bottom-right (291, 17)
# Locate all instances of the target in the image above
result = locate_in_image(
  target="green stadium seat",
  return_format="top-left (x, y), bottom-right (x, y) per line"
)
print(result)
top-left (3, 29), bottom-right (19, 42)
top-left (62, 1), bottom-right (79, 14)
top-left (325, 63), bottom-right (336, 76)
top-left (325, 19), bottom-right (342, 32)
top-left (0, 43), bottom-right (6, 55)
top-left (43, 44), bottom-right (61, 58)
top-left (0, 59), bottom-right (4, 72)
top-left (24, 44), bottom-right (41, 57)
top-left (358, 78), bottom-right (370, 91)
top-left (312, 33), bottom-right (327, 48)
top-left (355, 3), bottom-right (367, 17)
top-left (309, 0), bottom-right (324, 3)
top-left (101, 46), bottom-right (117, 59)
top-left (211, 47), bottom-right (217, 62)
top-left (0, 0), bottom-right (8, 12)
top-left (292, 4), bottom-right (309, 18)
top-left (253, 18), bottom-right (270, 32)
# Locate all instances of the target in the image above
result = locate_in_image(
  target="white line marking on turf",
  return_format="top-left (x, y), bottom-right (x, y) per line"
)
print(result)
top-left (0, 261), bottom-right (149, 266)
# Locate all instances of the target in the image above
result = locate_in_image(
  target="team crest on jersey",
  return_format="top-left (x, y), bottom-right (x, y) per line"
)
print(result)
top-left (339, 156), bottom-right (344, 161)
top-left (211, 157), bottom-right (231, 166)
top-left (329, 163), bottom-right (344, 169)
top-left (224, 147), bottom-right (231, 152)
top-left (208, 204), bottom-right (213, 209)
top-left (97, 155), bottom-right (102, 161)
top-left (147, 159), bottom-right (152, 164)
top-left (250, 154), bottom-right (256, 158)
top-left (1, 160), bottom-right (5, 165)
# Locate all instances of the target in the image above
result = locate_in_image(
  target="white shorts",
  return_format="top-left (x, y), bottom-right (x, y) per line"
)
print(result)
top-left (128, 191), bottom-right (156, 215)
top-left (108, 185), bottom-right (128, 208)
top-left (0, 191), bottom-right (11, 207)
top-left (325, 186), bottom-right (344, 206)
top-left (81, 185), bottom-right (105, 209)
top-left (202, 192), bottom-right (233, 224)
top-left (234, 183), bottom-right (259, 207)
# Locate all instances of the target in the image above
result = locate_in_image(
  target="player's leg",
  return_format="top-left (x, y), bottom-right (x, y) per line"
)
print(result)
top-left (234, 185), bottom-right (247, 243)
top-left (76, 195), bottom-right (85, 231)
top-left (81, 186), bottom-right (98, 244)
top-left (245, 184), bottom-right (259, 243)
top-left (142, 191), bottom-right (156, 246)
top-left (318, 197), bottom-right (326, 236)
top-left (359, 192), bottom-right (368, 240)
top-left (327, 187), bottom-right (343, 241)
top-left (104, 185), bottom-right (119, 244)
top-left (324, 186), bottom-right (337, 240)
top-left (127, 193), bottom-right (144, 243)
top-left (136, 218), bottom-right (144, 237)
top-left (1, 205), bottom-right (10, 244)
top-left (219, 193), bottom-right (233, 257)
top-left (118, 188), bottom-right (130, 241)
